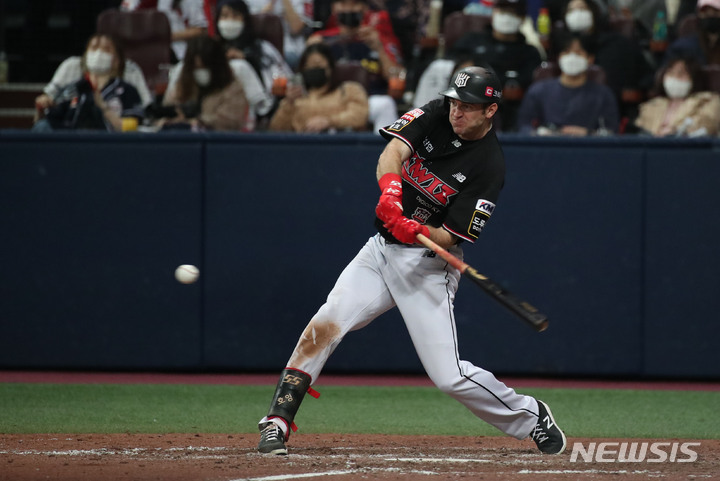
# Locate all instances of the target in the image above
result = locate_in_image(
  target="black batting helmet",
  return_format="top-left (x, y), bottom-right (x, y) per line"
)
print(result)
top-left (439, 66), bottom-right (503, 104)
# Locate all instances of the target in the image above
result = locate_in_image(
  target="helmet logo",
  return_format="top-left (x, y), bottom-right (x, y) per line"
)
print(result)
top-left (485, 87), bottom-right (494, 97)
top-left (455, 73), bottom-right (470, 88)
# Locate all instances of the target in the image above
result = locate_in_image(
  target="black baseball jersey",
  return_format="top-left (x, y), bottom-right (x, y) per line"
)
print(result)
top-left (377, 99), bottom-right (505, 244)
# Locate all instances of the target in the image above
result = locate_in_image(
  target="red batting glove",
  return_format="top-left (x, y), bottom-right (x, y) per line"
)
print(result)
top-left (375, 173), bottom-right (403, 223)
top-left (385, 216), bottom-right (430, 245)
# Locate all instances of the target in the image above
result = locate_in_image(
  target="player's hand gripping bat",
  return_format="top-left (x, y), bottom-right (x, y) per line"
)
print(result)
top-left (415, 233), bottom-right (549, 332)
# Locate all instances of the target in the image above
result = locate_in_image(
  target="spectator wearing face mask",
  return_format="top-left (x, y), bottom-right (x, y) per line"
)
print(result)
top-left (159, 35), bottom-right (251, 131)
top-left (666, 0), bottom-right (720, 65)
top-left (268, 42), bottom-right (369, 132)
top-left (37, 51), bottom-right (152, 110)
top-left (634, 54), bottom-right (720, 136)
top-left (552, 0), bottom-right (654, 110)
top-left (214, 0), bottom-right (293, 94)
top-left (33, 34), bottom-right (144, 132)
top-left (159, 0), bottom-right (279, 125)
top-left (517, 31), bottom-right (619, 136)
top-left (448, 0), bottom-right (543, 131)
top-left (308, 0), bottom-right (403, 132)
top-left (463, 0), bottom-right (547, 58)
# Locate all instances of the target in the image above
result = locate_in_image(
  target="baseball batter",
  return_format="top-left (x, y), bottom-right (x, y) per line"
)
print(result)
top-left (257, 66), bottom-right (567, 456)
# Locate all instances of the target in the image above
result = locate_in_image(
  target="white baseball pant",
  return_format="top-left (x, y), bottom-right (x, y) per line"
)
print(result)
top-left (285, 233), bottom-right (539, 439)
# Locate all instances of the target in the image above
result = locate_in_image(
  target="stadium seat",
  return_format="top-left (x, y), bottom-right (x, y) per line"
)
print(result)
top-left (701, 64), bottom-right (720, 93)
top-left (442, 12), bottom-right (491, 52)
top-left (676, 13), bottom-right (699, 38)
top-left (252, 13), bottom-right (284, 55)
top-left (608, 16), bottom-right (636, 39)
top-left (96, 8), bottom-right (172, 94)
top-left (333, 61), bottom-right (369, 90)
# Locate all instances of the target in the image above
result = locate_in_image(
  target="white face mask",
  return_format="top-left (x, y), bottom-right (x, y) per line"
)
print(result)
top-left (492, 12), bottom-right (522, 34)
top-left (85, 50), bottom-right (114, 74)
top-left (218, 19), bottom-right (244, 40)
top-left (193, 68), bottom-right (212, 87)
top-left (565, 9), bottom-right (594, 33)
top-left (663, 76), bottom-right (692, 99)
top-left (559, 52), bottom-right (589, 76)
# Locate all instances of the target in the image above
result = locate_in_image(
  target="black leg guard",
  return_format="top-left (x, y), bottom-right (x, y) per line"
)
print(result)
top-left (266, 368), bottom-right (312, 430)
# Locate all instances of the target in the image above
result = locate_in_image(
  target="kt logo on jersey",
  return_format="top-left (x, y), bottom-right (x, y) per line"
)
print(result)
top-left (403, 156), bottom-right (458, 206)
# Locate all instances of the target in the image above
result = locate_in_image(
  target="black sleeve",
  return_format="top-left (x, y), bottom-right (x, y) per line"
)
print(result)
top-left (443, 166), bottom-right (503, 242)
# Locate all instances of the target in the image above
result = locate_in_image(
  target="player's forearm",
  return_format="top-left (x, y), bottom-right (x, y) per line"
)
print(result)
top-left (427, 225), bottom-right (458, 249)
top-left (376, 139), bottom-right (409, 181)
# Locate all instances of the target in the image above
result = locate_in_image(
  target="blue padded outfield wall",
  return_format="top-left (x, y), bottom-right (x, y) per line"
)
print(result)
top-left (1, 131), bottom-right (718, 379)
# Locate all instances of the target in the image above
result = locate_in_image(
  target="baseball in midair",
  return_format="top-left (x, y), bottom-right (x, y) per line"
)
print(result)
top-left (175, 264), bottom-right (200, 284)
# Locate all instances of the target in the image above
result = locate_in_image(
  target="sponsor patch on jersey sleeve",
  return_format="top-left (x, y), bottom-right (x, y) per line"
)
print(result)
top-left (386, 108), bottom-right (425, 132)
top-left (475, 199), bottom-right (496, 216)
top-left (467, 199), bottom-right (496, 238)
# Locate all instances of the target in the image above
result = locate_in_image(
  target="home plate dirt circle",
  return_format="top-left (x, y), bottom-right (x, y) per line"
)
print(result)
top-left (1, 433), bottom-right (718, 480)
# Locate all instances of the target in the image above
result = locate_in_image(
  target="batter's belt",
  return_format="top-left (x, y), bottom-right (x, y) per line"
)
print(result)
top-left (378, 230), bottom-right (425, 247)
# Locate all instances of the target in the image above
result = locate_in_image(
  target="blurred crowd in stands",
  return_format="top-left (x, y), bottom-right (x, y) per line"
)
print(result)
top-left (13, 0), bottom-right (720, 136)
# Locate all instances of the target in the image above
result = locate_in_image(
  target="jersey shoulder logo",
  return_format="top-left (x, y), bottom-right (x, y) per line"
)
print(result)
top-left (387, 108), bottom-right (425, 132)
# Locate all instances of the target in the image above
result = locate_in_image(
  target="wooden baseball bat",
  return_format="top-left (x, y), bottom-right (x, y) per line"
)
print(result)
top-left (415, 233), bottom-right (549, 332)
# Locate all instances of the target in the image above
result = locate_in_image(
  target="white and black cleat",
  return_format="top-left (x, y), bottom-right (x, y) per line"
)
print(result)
top-left (258, 423), bottom-right (288, 455)
top-left (529, 399), bottom-right (567, 455)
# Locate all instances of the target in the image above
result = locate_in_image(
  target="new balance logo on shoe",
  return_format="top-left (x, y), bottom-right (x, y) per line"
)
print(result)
top-left (530, 400), bottom-right (567, 455)
top-left (543, 414), bottom-right (554, 429)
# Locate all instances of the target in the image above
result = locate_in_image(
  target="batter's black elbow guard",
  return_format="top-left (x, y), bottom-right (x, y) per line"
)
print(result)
top-left (266, 368), bottom-right (313, 428)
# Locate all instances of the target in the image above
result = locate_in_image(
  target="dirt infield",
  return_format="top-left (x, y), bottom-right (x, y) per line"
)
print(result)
top-left (2, 373), bottom-right (718, 479)
top-left (1, 433), bottom-right (718, 481)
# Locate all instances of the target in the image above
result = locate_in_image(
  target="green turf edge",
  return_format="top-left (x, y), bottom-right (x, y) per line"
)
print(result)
top-left (0, 383), bottom-right (717, 439)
